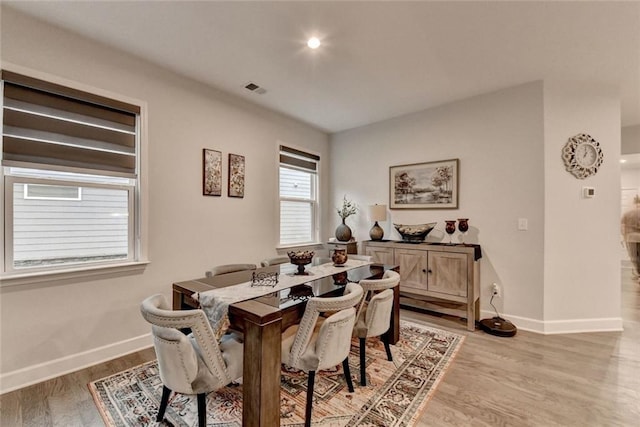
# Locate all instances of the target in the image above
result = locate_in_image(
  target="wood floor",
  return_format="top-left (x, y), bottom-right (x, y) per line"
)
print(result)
top-left (1, 269), bottom-right (638, 427)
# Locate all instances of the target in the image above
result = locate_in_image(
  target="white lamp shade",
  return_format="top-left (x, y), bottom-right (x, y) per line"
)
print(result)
top-left (369, 204), bottom-right (387, 222)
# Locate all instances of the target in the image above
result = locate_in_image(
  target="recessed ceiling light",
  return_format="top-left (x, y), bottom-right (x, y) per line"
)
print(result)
top-left (621, 159), bottom-right (628, 163)
top-left (307, 37), bottom-right (321, 49)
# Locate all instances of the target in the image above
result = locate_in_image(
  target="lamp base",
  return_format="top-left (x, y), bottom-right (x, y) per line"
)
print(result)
top-left (369, 221), bottom-right (384, 241)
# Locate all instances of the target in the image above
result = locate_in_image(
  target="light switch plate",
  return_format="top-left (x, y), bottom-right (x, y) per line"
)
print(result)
top-left (518, 218), bottom-right (528, 231)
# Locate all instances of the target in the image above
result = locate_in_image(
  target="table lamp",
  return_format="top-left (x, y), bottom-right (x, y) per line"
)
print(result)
top-left (369, 204), bottom-right (387, 240)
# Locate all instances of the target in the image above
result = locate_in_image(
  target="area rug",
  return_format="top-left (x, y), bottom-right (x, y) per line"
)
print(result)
top-left (89, 320), bottom-right (464, 426)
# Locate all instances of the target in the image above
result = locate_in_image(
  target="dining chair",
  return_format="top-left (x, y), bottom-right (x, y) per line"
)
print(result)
top-left (205, 263), bottom-right (256, 277)
top-left (353, 269), bottom-right (400, 386)
top-left (140, 294), bottom-right (243, 427)
top-left (260, 255), bottom-right (289, 267)
top-left (281, 282), bottom-right (364, 427)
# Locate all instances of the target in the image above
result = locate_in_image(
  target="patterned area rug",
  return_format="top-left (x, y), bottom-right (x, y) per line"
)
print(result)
top-left (89, 320), bottom-right (464, 426)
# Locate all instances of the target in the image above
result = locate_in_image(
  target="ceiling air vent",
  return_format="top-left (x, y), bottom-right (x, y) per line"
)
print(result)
top-left (244, 82), bottom-right (267, 95)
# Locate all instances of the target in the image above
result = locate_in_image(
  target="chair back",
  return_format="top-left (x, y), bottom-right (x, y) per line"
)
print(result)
top-left (286, 282), bottom-right (363, 371)
top-left (355, 270), bottom-right (400, 338)
top-left (260, 255), bottom-right (289, 267)
top-left (363, 289), bottom-right (394, 337)
top-left (140, 294), bottom-right (236, 394)
top-left (206, 263), bottom-right (256, 277)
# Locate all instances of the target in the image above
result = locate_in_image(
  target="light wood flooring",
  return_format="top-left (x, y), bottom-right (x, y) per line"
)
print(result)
top-left (1, 269), bottom-right (638, 426)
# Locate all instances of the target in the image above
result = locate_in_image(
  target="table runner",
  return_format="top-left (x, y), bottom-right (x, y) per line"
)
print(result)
top-left (194, 259), bottom-right (372, 337)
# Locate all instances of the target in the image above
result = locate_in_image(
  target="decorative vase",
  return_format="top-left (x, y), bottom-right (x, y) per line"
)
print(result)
top-left (457, 218), bottom-right (469, 244)
top-left (332, 248), bottom-right (348, 266)
top-left (445, 220), bottom-right (456, 244)
top-left (335, 219), bottom-right (352, 242)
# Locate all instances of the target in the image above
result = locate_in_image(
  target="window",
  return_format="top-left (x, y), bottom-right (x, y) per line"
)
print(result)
top-left (2, 70), bottom-right (142, 275)
top-left (279, 145), bottom-right (319, 246)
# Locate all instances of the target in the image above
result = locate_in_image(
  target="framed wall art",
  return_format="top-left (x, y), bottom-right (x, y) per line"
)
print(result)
top-left (202, 148), bottom-right (222, 196)
top-left (390, 158), bottom-right (459, 209)
top-left (228, 153), bottom-right (245, 198)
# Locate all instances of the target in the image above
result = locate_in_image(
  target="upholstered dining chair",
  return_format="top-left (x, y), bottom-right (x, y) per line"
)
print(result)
top-left (353, 270), bottom-right (400, 386)
top-left (205, 263), bottom-right (256, 277)
top-left (140, 294), bottom-right (243, 427)
top-left (281, 282), bottom-right (364, 427)
top-left (260, 255), bottom-right (289, 267)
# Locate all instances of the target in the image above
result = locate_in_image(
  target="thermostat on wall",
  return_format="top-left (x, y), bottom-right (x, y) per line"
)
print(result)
top-left (582, 187), bottom-right (595, 198)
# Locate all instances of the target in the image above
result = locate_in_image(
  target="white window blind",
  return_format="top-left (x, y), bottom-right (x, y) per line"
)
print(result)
top-left (279, 145), bottom-right (319, 246)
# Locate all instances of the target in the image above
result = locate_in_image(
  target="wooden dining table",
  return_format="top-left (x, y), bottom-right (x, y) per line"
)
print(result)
top-left (172, 261), bottom-right (399, 427)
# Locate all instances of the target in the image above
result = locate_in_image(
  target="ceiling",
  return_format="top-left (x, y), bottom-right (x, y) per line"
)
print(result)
top-left (5, 1), bottom-right (640, 133)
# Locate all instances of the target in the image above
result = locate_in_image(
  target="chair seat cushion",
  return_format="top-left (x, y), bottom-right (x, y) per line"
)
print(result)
top-left (281, 318), bottom-right (325, 371)
top-left (219, 333), bottom-right (244, 381)
top-left (354, 318), bottom-right (368, 338)
top-left (189, 332), bottom-right (244, 393)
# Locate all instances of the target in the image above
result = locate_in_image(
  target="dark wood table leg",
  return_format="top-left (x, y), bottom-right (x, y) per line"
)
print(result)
top-left (172, 288), bottom-right (184, 310)
top-left (386, 284), bottom-right (400, 345)
top-left (236, 303), bottom-right (282, 427)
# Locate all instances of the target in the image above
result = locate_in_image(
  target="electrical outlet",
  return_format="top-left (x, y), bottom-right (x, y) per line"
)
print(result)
top-left (491, 283), bottom-right (501, 298)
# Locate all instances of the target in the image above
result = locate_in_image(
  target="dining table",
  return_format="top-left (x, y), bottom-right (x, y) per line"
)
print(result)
top-left (172, 259), bottom-right (400, 427)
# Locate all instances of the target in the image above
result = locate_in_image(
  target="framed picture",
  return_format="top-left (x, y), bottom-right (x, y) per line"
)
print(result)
top-left (202, 148), bottom-right (222, 196)
top-left (228, 153), bottom-right (245, 198)
top-left (390, 158), bottom-right (459, 209)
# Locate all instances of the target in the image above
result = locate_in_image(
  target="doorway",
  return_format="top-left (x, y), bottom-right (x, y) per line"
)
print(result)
top-left (621, 153), bottom-right (640, 269)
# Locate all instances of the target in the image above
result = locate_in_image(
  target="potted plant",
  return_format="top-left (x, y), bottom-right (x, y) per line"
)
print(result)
top-left (335, 195), bottom-right (357, 241)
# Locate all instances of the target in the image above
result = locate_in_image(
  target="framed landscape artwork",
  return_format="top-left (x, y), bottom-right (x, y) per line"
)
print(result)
top-left (228, 153), bottom-right (245, 198)
top-left (202, 148), bottom-right (222, 196)
top-left (390, 158), bottom-right (459, 209)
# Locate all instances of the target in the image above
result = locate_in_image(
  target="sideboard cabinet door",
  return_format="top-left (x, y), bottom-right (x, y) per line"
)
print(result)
top-left (394, 248), bottom-right (428, 296)
top-left (427, 251), bottom-right (468, 297)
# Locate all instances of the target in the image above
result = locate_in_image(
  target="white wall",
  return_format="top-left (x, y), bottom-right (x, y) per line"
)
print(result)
top-left (331, 82), bottom-right (546, 325)
top-left (622, 125), bottom-right (640, 154)
top-left (0, 8), bottom-right (330, 391)
top-left (542, 81), bottom-right (621, 332)
top-left (621, 168), bottom-right (640, 190)
top-left (331, 79), bottom-right (623, 334)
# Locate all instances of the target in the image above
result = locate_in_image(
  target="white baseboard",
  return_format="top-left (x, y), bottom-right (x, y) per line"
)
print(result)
top-left (0, 333), bottom-right (153, 395)
top-left (479, 310), bottom-right (624, 335)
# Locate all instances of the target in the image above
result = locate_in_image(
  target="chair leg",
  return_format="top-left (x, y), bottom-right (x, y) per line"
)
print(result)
top-left (382, 334), bottom-right (393, 361)
top-left (305, 371), bottom-right (316, 427)
top-left (359, 337), bottom-right (367, 386)
top-left (342, 357), bottom-right (354, 393)
top-left (157, 385), bottom-right (171, 422)
top-left (197, 393), bottom-right (206, 427)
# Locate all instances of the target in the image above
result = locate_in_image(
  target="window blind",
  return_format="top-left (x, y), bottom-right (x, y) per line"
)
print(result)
top-left (279, 145), bottom-right (319, 172)
top-left (2, 70), bottom-right (139, 176)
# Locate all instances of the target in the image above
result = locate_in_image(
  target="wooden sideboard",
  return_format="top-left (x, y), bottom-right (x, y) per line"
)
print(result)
top-left (363, 240), bottom-right (481, 331)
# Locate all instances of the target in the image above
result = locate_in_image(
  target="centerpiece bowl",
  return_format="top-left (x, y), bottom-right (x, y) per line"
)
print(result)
top-left (287, 250), bottom-right (315, 275)
top-left (393, 222), bottom-right (437, 243)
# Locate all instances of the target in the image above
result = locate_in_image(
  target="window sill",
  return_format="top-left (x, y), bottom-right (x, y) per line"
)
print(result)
top-left (0, 260), bottom-right (150, 287)
top-left (276, 242), bottom-right (325, 251)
